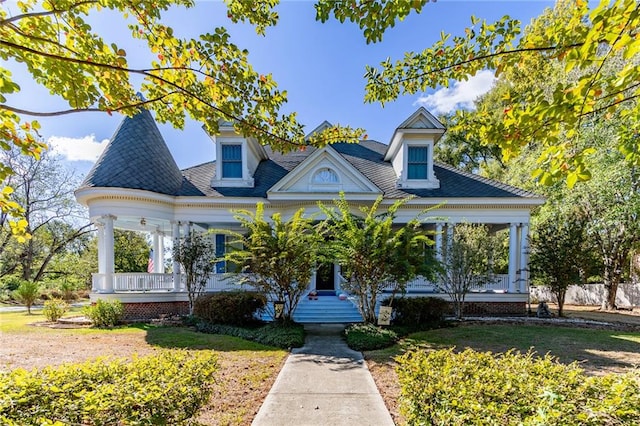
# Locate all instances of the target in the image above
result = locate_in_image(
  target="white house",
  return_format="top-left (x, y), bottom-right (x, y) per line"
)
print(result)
top-left (75, 107), bottom-right (544, 321)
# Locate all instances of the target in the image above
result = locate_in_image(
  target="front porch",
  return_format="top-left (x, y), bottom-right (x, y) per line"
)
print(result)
top-left (90, 272), bottom-right (529, 321)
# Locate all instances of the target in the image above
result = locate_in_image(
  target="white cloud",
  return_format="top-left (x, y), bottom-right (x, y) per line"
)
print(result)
top-left (47, 134), bottom-right (109, 162)
top-left (414, 70), bottom-right (497, 115)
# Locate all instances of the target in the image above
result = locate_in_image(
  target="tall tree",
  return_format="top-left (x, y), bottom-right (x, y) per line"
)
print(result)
top-left (436, 223), bottom-right (498, 320)
top-left (569, 138), bottom-right (640, 310)
top-left (319, 194), bottom-right (437, 324)
top-left (225, 203), bottom-right (323, 323)
top-left (529, 208), bottom-right (589, 317)
top-left (321, 0), bottom-right (640, 186)
top-left (0, 147), bottom-right (92, 281)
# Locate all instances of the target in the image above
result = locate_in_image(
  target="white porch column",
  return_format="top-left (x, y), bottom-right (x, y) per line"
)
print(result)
top-left (171, 221), bottom-right (181, 292)
top-left (446, 222), bottom-right (455, 254)
top-left (519, 223), bottom-right (529, 293)
top-left (508, 222), bottom-right (519, 293)
top-left (152, 230), bottom-right (163, 273)
top-left (95, 221), bottom-right (105, 274)
top-left (182, 221), bottom-right (191, 237)
top-left (157, 231), bottom-right (165, 273)
top-left (435, 223), bottom-right (443, 262)
top-left (103, 214), bottom-right (116, 293)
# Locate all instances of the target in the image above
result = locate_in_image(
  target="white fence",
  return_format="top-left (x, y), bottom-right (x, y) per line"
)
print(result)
top-left (531, 282), bottom-right (640, 307)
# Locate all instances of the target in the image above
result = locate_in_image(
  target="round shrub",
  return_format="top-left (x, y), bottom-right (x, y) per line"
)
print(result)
top-left (42, 298), bottom-right (69, 322)
top-left (194, 291), bottom-right (266, 326)
top-left (344, 323), bottom-right (398, 351)
top-left (83, 299), bottom-right (124, 327)
top-left (383, 296), bottom-right (449, 328)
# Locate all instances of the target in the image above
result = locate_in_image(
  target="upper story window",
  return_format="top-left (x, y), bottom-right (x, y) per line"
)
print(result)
top-left (407, 146), bottom-right (428, 180)
top-left (221, 144), bottom-right (242, 178)
top-left (312, 168), bottom-right (339, 184)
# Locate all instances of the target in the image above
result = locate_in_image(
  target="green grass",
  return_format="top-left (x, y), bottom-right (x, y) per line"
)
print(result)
top-left (0, 309), bottom-right (142, 335)
top-left (366, 323), bottom-right (640, 372)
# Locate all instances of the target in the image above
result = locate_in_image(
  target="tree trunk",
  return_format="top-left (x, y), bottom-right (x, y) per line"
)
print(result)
top-left (554, 289), bottom-right (566, 317)
top-left (602, 261), bottom-right (620, 310)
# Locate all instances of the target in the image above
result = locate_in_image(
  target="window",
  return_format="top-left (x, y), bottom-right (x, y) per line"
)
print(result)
top-left (312, 168), bottom-right (339, 184)
top-left (215, 234), bottom-right (243, 273)
top-left (407, 146), bottom-right (428, 180)
top-left (221, 144), bottom-right (242, 178)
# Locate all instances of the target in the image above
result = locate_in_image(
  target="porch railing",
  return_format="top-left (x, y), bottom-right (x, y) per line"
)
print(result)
top-left (114, 273), bottom-right (174, 292)
top-left (375, 274), bottom-right (511, 294)
top-left (92, 272), bottom-right (254, 293)
top-left (92, 272), bottom-right (511, 294)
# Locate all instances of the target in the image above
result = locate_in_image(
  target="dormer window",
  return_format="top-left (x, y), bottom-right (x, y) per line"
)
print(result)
top-left (221, 144), bottom-right (242, 178)
top-left (407, 146), bottom-right (428, 180)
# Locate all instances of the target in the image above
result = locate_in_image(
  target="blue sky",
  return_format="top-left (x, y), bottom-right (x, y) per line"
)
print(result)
top-left (5, 0), bottom-right (554, 175)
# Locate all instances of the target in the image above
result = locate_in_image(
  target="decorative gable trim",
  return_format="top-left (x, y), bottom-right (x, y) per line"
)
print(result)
top-left (384, 107), bottom-right (446, 161)
top-left (267, 146), bottom-right (382, 200)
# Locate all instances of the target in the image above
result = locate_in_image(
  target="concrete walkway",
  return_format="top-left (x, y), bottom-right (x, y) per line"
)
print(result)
top-left (252, 324), bottom-right (395, 426)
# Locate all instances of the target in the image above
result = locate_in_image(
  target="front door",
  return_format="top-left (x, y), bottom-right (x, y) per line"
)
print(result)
top-left (316, 263), bottom-right (335, 291)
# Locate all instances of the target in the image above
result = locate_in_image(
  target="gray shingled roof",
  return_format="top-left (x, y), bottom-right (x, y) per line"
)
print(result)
top-left (81, 111), bottom-right (536, 200)
top-left (80, 109), bottom-right (184, 195)
top-left (178, 140), bottom-right (537, 199)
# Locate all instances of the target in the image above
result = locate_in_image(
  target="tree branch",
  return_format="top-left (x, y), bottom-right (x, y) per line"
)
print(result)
top-left (0, 39), bottom-right (296, 147)
top-left (0, 0), bottom-right (99, 26)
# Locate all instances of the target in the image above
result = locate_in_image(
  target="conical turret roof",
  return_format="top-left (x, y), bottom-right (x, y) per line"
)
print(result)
top-left (81, 108), bottom-right (183, 195)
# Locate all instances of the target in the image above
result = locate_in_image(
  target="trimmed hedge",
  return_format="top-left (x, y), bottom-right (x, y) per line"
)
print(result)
top-left (0, 350), bottom-right (218, 425)
top-left (397, 348), bottom-right (640, 425)
top-left (344, 323), bottom-right (398, 351)
top-left (383, 296), bottom-right (449, 327)
top-left (194, 291), bottom-right (266, 326)
top-left (196, 322), bottom-right (305, 349)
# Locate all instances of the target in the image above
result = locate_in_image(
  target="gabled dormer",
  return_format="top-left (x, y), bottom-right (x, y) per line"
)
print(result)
top-left (210, 121), bottom-right (268, 188)
top-left (384, 107), bottom-right (445, 189)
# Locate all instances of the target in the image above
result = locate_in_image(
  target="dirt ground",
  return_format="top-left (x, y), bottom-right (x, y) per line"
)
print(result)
top-left (367, 304), bottom-right (640, 425)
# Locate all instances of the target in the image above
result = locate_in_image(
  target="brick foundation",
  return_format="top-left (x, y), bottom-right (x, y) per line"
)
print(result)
top-left (462, 301), bottom-right (527, 316)
top-left (122, 301), bottom-right (190, 320)
top-left (117, 299), bottom-right (525, 321)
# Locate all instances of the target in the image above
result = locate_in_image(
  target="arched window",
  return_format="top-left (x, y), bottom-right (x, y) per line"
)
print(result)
top-left (312, 168), bottom-right (339, 184)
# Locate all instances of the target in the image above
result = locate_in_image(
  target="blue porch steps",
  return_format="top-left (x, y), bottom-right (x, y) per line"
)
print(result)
top-left (260, 293), bottom-right (363, 323)
top-left (293, 294), bottom-right (363, 323)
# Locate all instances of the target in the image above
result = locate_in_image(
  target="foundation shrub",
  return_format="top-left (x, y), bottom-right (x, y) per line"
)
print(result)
top-left (383, 296), bottom-right (449, 328)
top-left (344, 323), bottom-right (398, 351)
top-left (0, 350), bottom-right (218, 425)
top-left (397, 348), bottom-right (640, 425)
top-left (193, 291), bottom-right (266, 326)
top-left (42, 299), bottom-right (69, 322)
top-left (83, 299), bottom-right (124, 327)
